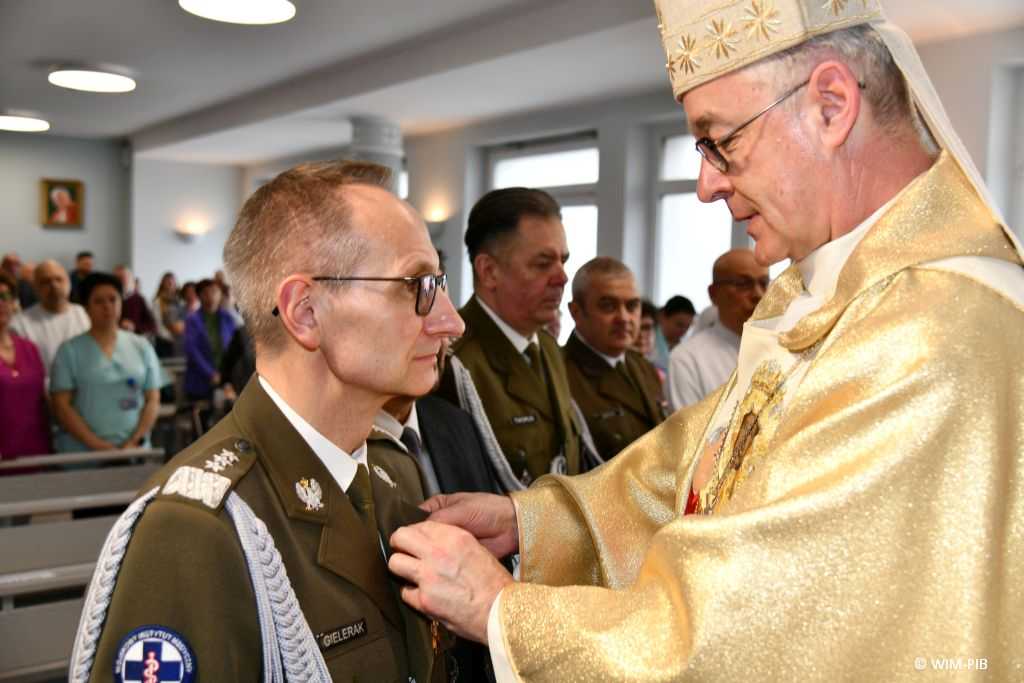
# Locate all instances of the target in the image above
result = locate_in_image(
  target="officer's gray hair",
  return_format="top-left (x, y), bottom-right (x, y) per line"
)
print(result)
top-left (750, 24), bottom-right (938, 154)
top-left (223, 161), bottom-right (392, 355)
top-left (571, 257), bottom-right (635, 305)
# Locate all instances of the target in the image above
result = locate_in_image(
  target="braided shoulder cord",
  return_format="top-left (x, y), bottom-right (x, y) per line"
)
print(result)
top-left (225, 492), bottom-right (330, 683)
top-left (450, 355), bottom-right (525, 493)
top-left (69, 486), bottom-right (161, 683)
top-left (570, 399), bottom-right (605, 470)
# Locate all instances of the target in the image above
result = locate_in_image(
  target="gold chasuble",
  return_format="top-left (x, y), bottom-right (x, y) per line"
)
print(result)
top-left (497, 153), bottom-right (1024, 680)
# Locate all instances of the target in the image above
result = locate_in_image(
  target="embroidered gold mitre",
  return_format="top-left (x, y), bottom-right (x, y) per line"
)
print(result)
top-left (654, 0), bottom-right (883, 99)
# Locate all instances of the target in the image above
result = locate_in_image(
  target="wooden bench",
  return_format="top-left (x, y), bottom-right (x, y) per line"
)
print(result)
top-left (0, 447), bottom-right (163, 472)
top-left (0, 464), bottom-right (160, 519)
top-left (0, 598), bottom-right (83, 682)
top-left (0, 515), bottom-right (117, 600)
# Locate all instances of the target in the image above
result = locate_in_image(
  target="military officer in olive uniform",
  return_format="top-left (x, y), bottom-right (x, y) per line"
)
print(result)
top-left (563, 258), bottom-right (665, 460)
top-left (70, 160), bottom-right (464, 682)
top-left (436, 188), bottom-right (587, 490)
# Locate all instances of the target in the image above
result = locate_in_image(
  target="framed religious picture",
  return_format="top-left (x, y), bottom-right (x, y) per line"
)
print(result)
top-left (40, 178), bottom-right (84, 228)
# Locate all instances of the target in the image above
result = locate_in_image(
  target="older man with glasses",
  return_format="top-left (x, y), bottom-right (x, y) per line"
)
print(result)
top-left (668, 248), bottom-right (768, 410)
top-left (72, 160), bottom-right (464, 682)
top-left (387, 1), bottom-right (1024, 680)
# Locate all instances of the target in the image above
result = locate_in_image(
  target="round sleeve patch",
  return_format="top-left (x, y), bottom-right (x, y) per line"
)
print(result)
top-left (113, 625), bottom-right (197, 683)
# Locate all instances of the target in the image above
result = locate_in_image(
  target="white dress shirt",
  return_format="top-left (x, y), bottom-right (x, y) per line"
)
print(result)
top-left (476, 296), bottom-right (538, 354)
top-left (667, 322), bottom-right (741, 410)
top-left (259, 375), bottom-right (366, 492)
top-left (573, 331), bottom-right (625, 367)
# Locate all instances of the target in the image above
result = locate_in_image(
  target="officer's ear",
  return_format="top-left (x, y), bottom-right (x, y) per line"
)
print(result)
top-left (474, 251), bottom-right (501, 292)
top-left (275, 275), bottom-right (319, 352)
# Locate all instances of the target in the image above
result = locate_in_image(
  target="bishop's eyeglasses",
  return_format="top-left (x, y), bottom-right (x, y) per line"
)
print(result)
top-left (272, 272), bottom-right (447, 317)
top-left (694, 79), bottom-right (866, 174)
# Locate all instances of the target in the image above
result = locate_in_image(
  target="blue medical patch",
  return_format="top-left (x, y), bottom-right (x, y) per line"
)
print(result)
top-left (114, 625), bottom-right (196, 683)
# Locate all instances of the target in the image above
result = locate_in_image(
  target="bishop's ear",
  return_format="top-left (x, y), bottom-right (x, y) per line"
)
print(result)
top-left (807, 59), bottom-right (862, 151)
top-left (275, 276), bottom-right (320, 352)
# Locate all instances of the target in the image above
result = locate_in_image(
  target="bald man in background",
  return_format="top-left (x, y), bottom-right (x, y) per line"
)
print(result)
top-left (11, 259), bottom-right (90, 372)
top-left (668, 249), bottom-right (767, 410)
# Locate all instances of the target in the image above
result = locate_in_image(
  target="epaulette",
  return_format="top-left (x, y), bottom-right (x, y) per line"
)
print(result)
top-left (153, 435), bottom-right (259, 513)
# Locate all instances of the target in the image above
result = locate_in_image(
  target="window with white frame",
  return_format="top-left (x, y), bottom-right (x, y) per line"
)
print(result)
top-left (653, 131), bottom-right (734, 314)
top-left (487, 134), bottom-right (599, 343)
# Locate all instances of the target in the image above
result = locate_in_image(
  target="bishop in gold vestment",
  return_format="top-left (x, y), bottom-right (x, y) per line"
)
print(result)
top-left (388, 2), bottom-right (1024, 680)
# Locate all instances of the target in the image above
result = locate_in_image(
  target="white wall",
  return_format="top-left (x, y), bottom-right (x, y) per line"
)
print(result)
top-left (0, 131), bottom-right (129, 271)
top-left (131, 158), bottom-right (243, 298)
top-left (917, 26), bottom-right (1024, 236)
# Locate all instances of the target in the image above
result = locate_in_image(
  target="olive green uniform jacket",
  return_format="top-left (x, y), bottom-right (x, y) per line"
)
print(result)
top-left (562, 332), bottom-right (666, 460)
top-left (86, 379), bottom-right (446, 682)
top-left (437, 297), bottom-right (583, 485)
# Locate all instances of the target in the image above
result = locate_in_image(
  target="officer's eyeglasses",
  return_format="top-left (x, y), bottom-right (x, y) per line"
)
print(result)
top-left (272, 273), bottom-right (447, 317)
top-left (713, 276), bottom-right (771, 292)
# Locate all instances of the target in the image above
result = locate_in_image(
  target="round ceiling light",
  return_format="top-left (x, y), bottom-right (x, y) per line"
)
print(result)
top-left (178, 0), bottom-right (296, 25)
top-left (48, 67), bottom-right (136, 93)
top-left (0, 111), bottom-right (50, 133)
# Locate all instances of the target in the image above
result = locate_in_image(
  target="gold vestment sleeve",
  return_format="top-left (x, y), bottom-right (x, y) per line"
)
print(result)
top-left (513, 390), bottom-right (719, 589)
top-left (500, 269), bottom-right (1024, 681)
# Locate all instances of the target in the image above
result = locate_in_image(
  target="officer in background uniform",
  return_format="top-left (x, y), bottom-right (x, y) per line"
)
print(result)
top-left (436, 187), bottom-right (585, 488)
top-left (70, 161), bottom-right (464, 682)
top-left (563, 257), bottom-right (664, 460)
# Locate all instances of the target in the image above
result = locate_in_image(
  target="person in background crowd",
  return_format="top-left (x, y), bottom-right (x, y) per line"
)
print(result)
top-left (651, 294), bottom-right (695, 373)
top-left (0, 270), bottom-right (51, 469)
top-left (184, 278), bottom-right (237, 400)
top-left (2, 252), bottom-right (37, 310)
top-left (633, 299), bottom-right (658, 358)
top-left (112, 264), bottom-right (157, 338)
top-left (436, 187), bottom-right (587, 490)
top-left (180, 280), bottom-right (199, 313)
top-left (152, 271), bottom-right (186, 357)
top-left (218, 282), bottom-right (245, 327)
top-left (562, 258), bottom-right (665, 460)
top-left (11, 259), bottom-right (90, 372)
top-left (50, 273), bottom-right (163, 452)
top-left (668, 249), bottom-right (768, 410)
top-left (219, 323), bottom-right (255, 401)
top-left (69, 250), bottom-right (94, 304)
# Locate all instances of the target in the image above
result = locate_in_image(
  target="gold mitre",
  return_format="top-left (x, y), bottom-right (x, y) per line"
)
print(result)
top-left (655, 0), bottom-right (884, 100)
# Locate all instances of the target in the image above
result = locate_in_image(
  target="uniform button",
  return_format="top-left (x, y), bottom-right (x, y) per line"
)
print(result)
top-left (235, 439), bottom-right (252, 452)
top-left (613, 433), bottom-right (622, 441)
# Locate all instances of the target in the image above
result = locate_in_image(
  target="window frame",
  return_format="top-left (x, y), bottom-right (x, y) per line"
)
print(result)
top-left (485, 132), bottom-right (600, 207)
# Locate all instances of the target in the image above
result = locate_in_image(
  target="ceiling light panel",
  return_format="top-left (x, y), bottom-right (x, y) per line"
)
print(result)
top-left (0, 113), bottom-right (50, 133)
top-left (178, 0), bottom-right (296, 25)
top-left (48, 69), bottom-right (136, 93)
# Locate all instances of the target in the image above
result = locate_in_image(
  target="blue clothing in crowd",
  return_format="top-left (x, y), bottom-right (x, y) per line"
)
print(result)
top-left (50, 330), bottom-right (165, 452)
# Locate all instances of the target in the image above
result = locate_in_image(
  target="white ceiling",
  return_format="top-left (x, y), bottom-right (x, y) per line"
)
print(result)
top-left (2, 0), bottom-right (1022, 165)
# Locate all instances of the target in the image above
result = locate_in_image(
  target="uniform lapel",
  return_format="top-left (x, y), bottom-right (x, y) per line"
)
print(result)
top-left (461, 298), bottom-right (553, 419)
top-left (231, 380), bottom-right (403, 629)
top-left (567, 334), bottom-right (649, 419)
top-left (622, 352), bottom-right (663, 422)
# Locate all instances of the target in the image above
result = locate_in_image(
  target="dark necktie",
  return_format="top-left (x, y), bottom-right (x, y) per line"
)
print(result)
top-left (400, 427), bottom-right (441, 498)
top-left (525, 342), bottom-right (544, 381)
top-left (346, 465), bottom-right (380, 545)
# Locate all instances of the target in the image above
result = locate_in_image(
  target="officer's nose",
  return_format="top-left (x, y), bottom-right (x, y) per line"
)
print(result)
top-left (424, 288), bottom-right (465, 338)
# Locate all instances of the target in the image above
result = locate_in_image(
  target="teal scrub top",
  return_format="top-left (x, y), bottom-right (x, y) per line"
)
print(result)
top-left (51, 330), bottom-right (166, 452)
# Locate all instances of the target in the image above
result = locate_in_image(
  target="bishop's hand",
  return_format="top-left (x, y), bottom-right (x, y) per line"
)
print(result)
top-left (389, 521), bottom-right (514, 643)
top-left (419, 492), bottom-right (519, 558)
